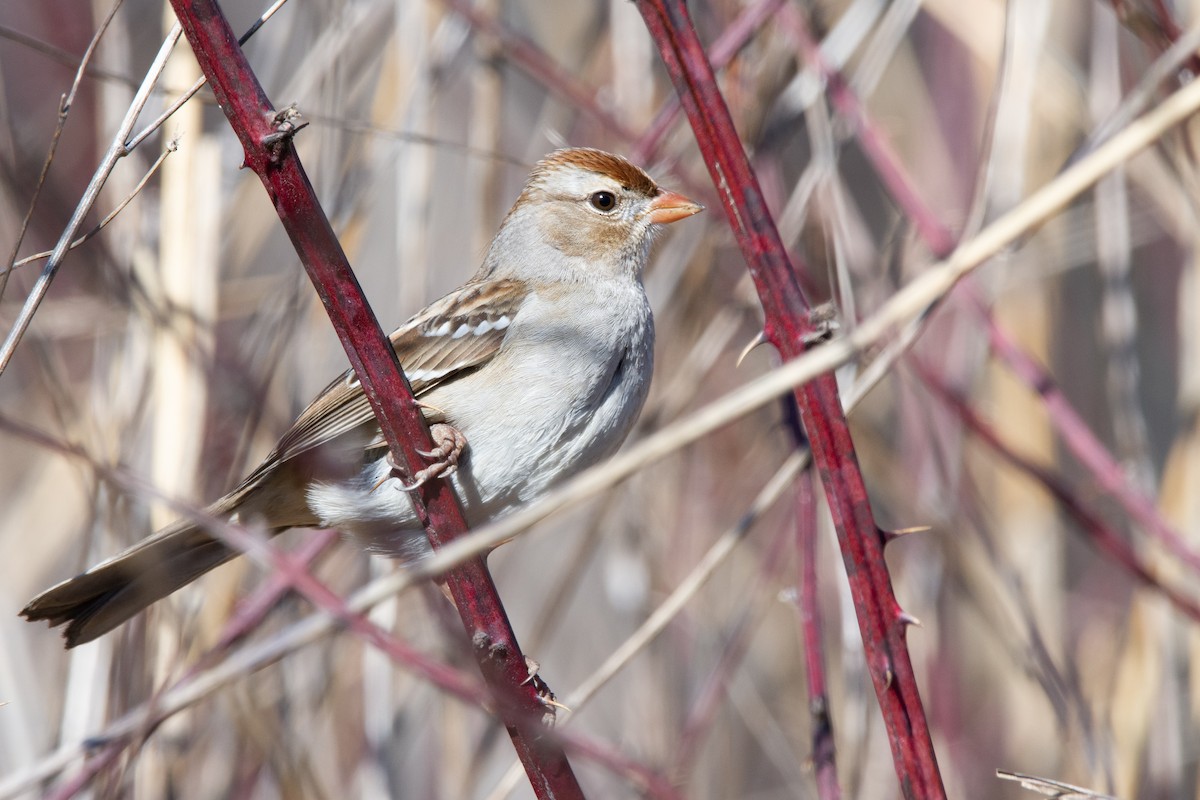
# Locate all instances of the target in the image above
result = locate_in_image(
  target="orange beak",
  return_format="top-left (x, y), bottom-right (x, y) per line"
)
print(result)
top-left (648, 189), bottom-right (704, 225)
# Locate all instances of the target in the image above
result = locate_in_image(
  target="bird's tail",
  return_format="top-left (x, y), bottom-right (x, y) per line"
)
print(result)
top-left (21, 518), bottom-right (240, 648)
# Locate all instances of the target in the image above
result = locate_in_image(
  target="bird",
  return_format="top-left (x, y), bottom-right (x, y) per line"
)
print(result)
top-left (22, 147), bottom-right (703, 648)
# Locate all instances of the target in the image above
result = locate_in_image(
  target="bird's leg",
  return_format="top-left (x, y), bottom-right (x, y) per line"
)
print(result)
top-left (388, 423), bottom-right (467, 492)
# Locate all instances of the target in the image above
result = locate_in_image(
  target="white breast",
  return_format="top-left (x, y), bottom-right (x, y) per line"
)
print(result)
top-left (307, 278), bottom-right (654, 558)
top-left (435, 280), bottom-right (654, 504)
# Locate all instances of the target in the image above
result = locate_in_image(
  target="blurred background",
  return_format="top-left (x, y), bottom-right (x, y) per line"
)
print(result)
top-left (2, 1), bottom-right (1199, 798)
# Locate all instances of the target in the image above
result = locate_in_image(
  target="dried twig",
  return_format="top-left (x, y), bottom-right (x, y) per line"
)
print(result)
top-left (0, 23), bottom-right (179, 375)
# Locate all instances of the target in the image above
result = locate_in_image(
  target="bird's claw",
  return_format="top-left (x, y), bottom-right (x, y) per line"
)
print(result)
top-left (398, 464), bottom-right (455, 493)
top-left (387, 423), bottom-right (467, 492)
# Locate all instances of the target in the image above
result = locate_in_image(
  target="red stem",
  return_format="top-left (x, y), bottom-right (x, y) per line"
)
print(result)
top-left (775, 4), bottom-right (957, 257)
top-left (1109, 0), bottom-right (1198, 66)
top-left (669, 521), bottom-right (792, 780)
top-left (777, 4), bottom-right (1200, 588)
top-left (442, 0), bottom-right (640, 144)
top-left (796, 469), bottom-right (842, 800)
top-left (918, 361), bottom-right (1200, 624)
top-left (635, 3), bottom-right (946, 798)
top-left (631, 0), bottom-right (787, 164)
top-left (209, 529), bottom-right (339, 652)
top-left (165, 1), bottom-right (583, 796)
top-left (973, 289), bottom-right (1200, 575)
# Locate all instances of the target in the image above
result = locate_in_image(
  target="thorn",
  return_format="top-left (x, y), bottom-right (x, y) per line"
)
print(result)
top-left (880, 525), bottom-right (931, 544)
top-left (883, 665), bottom-right (894, 690)
top-left (415, 399), bottom-right (448, 416)
top-left (398, 474), bottom-right (430, 493)
top-left (539, 695), bottom-right (571, 713)
top-left (897, 611), bottom-right (922, 628)
top-left (736, 331), bottom-right (768, 367)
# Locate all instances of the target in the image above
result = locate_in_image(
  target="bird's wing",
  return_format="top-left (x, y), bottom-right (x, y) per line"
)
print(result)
top-left (249, 277), bottom-right (530, 474)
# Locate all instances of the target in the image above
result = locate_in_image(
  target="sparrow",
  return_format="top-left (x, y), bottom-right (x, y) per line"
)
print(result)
top-left (22, 148), bottom-right (703, 647)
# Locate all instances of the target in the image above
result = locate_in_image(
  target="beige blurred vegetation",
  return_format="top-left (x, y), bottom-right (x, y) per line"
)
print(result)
top-left (1, 0), bottom-right (1199, 798)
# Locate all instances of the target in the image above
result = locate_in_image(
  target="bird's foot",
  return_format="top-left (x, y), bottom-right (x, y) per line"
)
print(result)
top-left (389, 423), bottom-right (467, 492)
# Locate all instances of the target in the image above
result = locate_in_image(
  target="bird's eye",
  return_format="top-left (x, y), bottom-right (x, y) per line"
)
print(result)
top-left (589, 191), bottom-right (617, 212)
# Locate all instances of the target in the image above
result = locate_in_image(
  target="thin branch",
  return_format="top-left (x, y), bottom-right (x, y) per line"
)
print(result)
top-left (635, 4), bottom-right (943, 792)
top-left (669, 519), bottom-right (793, 780)
top-left (6, 55), bottom-right (1193, 703)
top-left (0, 0), bottom-right (293, 301)
top-left (918, 364), bottom-right (1200, 624)
top-left (397, 63), bottom-right (1200, 580)
top-left (975, 288), bottom-right (1200, 574)
top-left (630, 0), bottom-right (787, 164)
top-left (441, 0), bottom-right (640, 145)
top-left (0, 0), bottom-right (123, 305)
top-left (795, 468), bottom-right (842, 800)
top-left (997, 768), bottom-right (1118, 799)
top-left (164, 0), bottom-right (583, 796)
top-left (486, 451), bottom-right (808, 800)
top-left (777, 3), bottom-right (957, 255)
top-left (0, 413), bottom-right (474, 798)
top-left (0, 1), bottom-right (138, 331)
top-left (3, 140), bottom-right (177, 277)
top-left (8, 60), bottom-right (1199, 793)
top-left (125, 0), bottom-right (291, 153)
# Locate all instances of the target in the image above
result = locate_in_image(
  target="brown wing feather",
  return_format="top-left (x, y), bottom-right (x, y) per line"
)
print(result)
top-left (242, 278), bottom-right (528, 480)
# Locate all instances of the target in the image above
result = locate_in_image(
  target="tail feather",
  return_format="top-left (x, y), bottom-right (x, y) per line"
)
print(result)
top-left (21, 523), bottom-right (237, 648)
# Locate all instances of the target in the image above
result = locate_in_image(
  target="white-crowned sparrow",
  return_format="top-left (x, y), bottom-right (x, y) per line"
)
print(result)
top-left (23, 147), bottom-right (703, 647)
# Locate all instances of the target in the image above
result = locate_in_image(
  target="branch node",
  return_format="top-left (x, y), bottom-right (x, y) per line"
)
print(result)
top-left (801, 302), bottom-right (841, 347)
top-left (473, 630), bottom-right (510, 664)
top-left (261, 103), bottom-right (308, 160)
